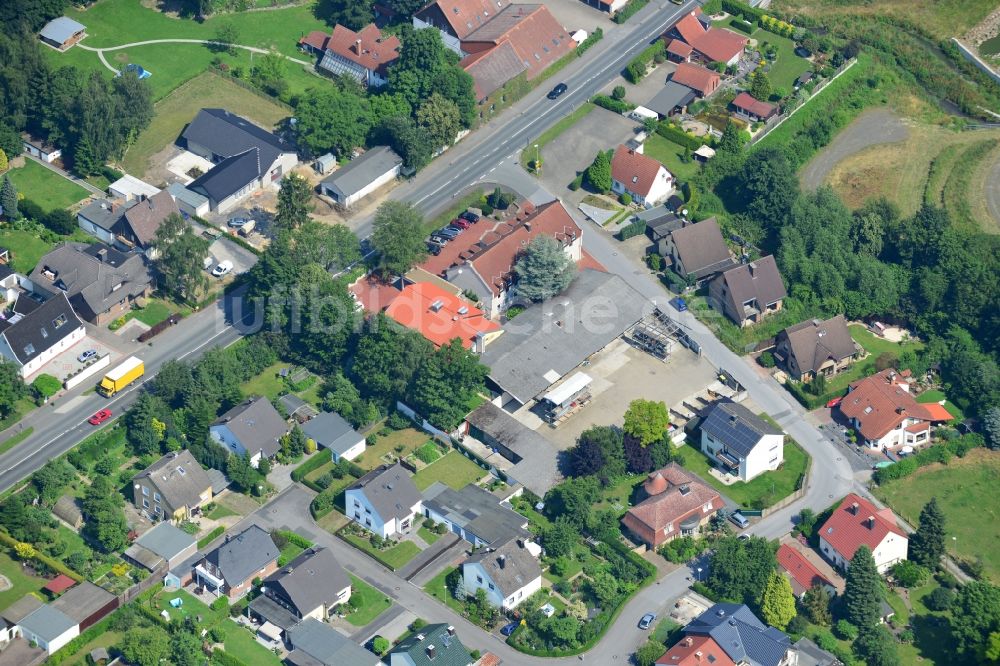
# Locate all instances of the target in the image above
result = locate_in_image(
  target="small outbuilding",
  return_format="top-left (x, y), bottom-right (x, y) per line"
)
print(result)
top-left (313, 153), bottom-right (336, 174)
top-left (39, 17), bottom-right (86, 51)
top-left (301, 411), bottom-right (366, 462)
top-left (21, 133), bottom-right (61, 163)
top-left (319, 146), bottom-right (402, 208)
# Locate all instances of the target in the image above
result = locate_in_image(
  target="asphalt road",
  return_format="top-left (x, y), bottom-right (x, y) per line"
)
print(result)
top-left (0, 293), bottom-right (247, 492)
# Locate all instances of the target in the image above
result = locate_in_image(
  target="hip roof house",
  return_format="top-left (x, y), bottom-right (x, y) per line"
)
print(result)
top-left (195, 525), bottom-right (280, 599)
top-left (251, 548), bottom-right (351, 631)
top-left (210, 396), bottom-right (288, 467)
top-left (773, 315), bottom-right (859, 382)
top-left (838, 369), bottom-right (947, 450)
top-left (685, 603), bottom-right (792, 666)
top-left (345, 463), bottom-right (423, 539)
top-left (621, 464), bottom-right (723, 549)
top-left (0, 291), bottom-right (85, 379)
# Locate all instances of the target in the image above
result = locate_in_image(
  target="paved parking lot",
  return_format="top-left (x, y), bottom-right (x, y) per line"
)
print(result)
top-left (542, 0), bottom-right (617, 32)
top-left (207, 237), bottom-right (258, 276)
top-left (536, 339), bottom-right (719, 448)
top-left (34, 334), bottom-right (119, 385)
top-left (602, 61), bottom-right (679, 109)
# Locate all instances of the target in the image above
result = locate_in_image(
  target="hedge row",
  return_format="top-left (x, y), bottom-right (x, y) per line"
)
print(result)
top-left (576, 27), bottom-right (603, 57)
top-left (624, 40), bottom-right (665, 83)
top-left (213, 648), bottom-right (250, 666)
top-left (592, 95), bottom-right (635, 114)
top-left (612, 0), bottom-right (649, 24)
top-left (730, 18), bottom-right (755, 34)
top-left (0, 531), bottom-right (83, 582)
top-left (722, 0), bottom-right (765, 23)
top-left (291, 449), bottom-right (332, 483)
top-left (274, 529), bottom-right (314, 549)
top-left (655, 122), bottom-right (706, 151)
top-left (617, 219), bottom-right (646, 241)
top-left (872, 433), bottom-right (984, 484)
top-left (197, 526), bottom-right (225, 549)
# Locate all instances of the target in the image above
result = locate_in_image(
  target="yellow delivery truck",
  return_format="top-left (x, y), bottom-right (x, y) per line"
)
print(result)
top-left (98, 356), bottom-right (144, 397)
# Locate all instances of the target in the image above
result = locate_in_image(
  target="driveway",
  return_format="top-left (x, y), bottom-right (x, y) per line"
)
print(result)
top-left (800, 107), bottom-right (909, 190)
top-left (208, 237), bottom-right (258, 276)
top-left (28, 334), bottom-right (118, 387)
top-left (538, 106), bottom-right (639, 197)
top-left (542, 0), bottom-right (619, 32)
top-left (603, 61), bottom-right (678, 109)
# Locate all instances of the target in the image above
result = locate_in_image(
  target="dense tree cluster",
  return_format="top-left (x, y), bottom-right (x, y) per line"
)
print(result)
top-left (514, 235), bottom-right (576, 302)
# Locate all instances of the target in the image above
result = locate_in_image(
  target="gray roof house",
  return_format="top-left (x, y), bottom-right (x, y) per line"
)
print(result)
top-left (686, 603), bottom-right (792, 666)
top-left (251, 548), bottom-right (351, 629)
top-left (181, 108), bottom-right (297, 214)
top-left (344, 463), bottom-right (423, 539)
top-left (30, 242), bottom-right (153, 324)
top-left (210, 396), bottom-right (289, 467)
top-left (124, 521), bottom-right (198, 571)
top-left (1, 595), bottom-right (43, 624)
top-left (645, 81), bottom-right (697, 118)
top-left (792, 637), bottom-right (840, 666)
top-left (112, 190), bottom-right (180, 250)
top-left (480, 269), bottom-right (646, 408)
top-left (423, 483), bottom-right (529, 548)
top-left (774, 315), bottom-right (859, 382)
top-left (39, 17), bottom-right (86, 50)
top-left (0, 291), bottom-right (85, 379)
top-left (195, 525), bottom-right (280, 599)
top-left (699, 399), bottom-right (784, 482)
top-left (49, 582), bottom-right (116, 632)
top-left (462, 537), bottom-right (542, 609)
top-left (708, 255), bottom-right (787, 327)
top-left (319, 146), bottom-right (402, 208)
top-left (464, 402), bottom-right (561, 496)
top-left (659, 217), bottom-right (735, 280)
top-left (18, 604), bottom-right (79, 654)
top-left (132, 449), bottom-right (214, 521)
top-left (388, 623), bottom-right (473, 666)
top-left (287, 618), bottom-right (380, 666)
top-left (301, 411), bottom-right (366, 462)
top-left (166, 182), bottom-right (211, 218)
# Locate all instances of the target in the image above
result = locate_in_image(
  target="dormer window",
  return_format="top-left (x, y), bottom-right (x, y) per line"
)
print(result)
top-left (24, 343), bottom-right (35, 356)
top-left (40, 328), bottom-right (48, 339)
top-left (53, 314), bottom-right (67, 328)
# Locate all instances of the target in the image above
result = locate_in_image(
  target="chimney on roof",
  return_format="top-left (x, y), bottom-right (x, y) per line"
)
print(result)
top-left (353, 38), bottom-right (362, 54)
top-left (524, 221), bottom-right (532, 231)
top-left (683, 637), bottom-right (693, 647)
top-left (867, 515), bottom-right (876, 529)
top-left (498, 554), bottom-right (506, 568)
top-left (716, 609), bottom-right (725, 617)
top-left (429, 299), bottom-right (444, 312)
top-left (695, 651), bottom-right (703, 662)
top-left (426, 644), bottom-right (436, 660)
top-left (447, 626), bottom-right (455, 636)
top-left (850, 502), bottom-right (859, 515)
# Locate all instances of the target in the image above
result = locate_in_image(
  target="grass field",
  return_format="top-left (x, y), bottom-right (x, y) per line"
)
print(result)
top-left (0, 549), bottom-right (48, 609)
top-left (753, 30), bottom-right (812, 93)
top-left (417, 525), bottom-right (441, 545)
top-left (773, 0), bottom-right (996, 36)
top-left (641, 133), bottom-right (701, 182)
top-left (874, 448), bottom-right (1000, 582)
top-left (520, 103), bottom-right (596, 172)
top-left (675, 439), bottom-right (810, 510)
top-left (122, 71), bottom-right (291, 177)
top-left (343, 574), bottom-right (392, 627)
top-left (424, 566), bottom-right (466, 614)
top-left (6, 160), bottom-right (89, 212)
top-left (359, 427), bottom-right (430, 471)
top-left (412, 450), bottom-right (486, 491)
top-left (340, 532), bottom-right (421, 571)
top-left (821, 110), bottom-right (1000, 232)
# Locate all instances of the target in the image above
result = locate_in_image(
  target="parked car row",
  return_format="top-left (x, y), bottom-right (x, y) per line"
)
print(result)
top-left (426, 210), bottom-right (481, 255)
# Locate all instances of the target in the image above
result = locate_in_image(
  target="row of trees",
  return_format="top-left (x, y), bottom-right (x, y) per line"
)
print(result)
top-left (294, 26), bottom-right (476, 171)
top-left (0, 32), bottom-right (154, 176)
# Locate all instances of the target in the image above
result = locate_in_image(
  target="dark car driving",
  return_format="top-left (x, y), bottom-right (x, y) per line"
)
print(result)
top-left (547, 83), bottom-right (568, 99)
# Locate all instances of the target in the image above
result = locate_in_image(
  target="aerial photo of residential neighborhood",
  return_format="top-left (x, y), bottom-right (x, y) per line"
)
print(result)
top-left (1, 0), bottom-right (1000, 664)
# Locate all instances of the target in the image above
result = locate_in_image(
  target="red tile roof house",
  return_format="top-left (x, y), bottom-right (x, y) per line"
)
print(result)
top-left (670, 62), bottom-right (721, 98)
top-left (384, 281), bottom-right (503, 352)
top-left (611, 145), bottom-right (675, 208)
top-left (413, 0), bottom-right (514, 54)
top-left (818, 493), bottom-right (908, 574)
top-left (731, 91), bottom-right (778, 122)
top-left (664, 12), bottom-right (748, 67)
top-left (299, 23), bottom-right (400, 88)
top-left (657, 635), bottom-right (736, 666)
top-left (459, 4), bottom-right (574, 104)
top-left (621, 464), bottom-right (724, 549)
top-left (838, 369), bottom-right (949, 450)
top-left (426, 200), bottom-right (582, 319)
top-left (776, 544), bottom-right (837, 598)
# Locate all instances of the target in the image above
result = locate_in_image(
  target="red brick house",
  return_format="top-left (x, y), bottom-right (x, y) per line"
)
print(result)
top-left (621, 464), bottom-right (723, 549)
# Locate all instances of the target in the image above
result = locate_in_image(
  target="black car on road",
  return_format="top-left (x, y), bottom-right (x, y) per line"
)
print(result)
top-left (547, 83), bottom-right (568, 99)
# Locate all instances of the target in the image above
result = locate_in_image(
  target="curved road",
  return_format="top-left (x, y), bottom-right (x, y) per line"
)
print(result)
top-left (78, 39), bottom-right (312, 74)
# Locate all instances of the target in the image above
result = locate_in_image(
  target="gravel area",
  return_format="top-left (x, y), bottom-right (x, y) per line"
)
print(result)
top-left (800, 108), bottom-right (909, 190)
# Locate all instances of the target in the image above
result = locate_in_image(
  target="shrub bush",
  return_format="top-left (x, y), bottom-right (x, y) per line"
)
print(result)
top-left (655, 123), bottom-right (706, 150)
top-left (291, 449), bottom-right (332, 483)
top-left (892, 560), bottom-right (928, 587)
top-left (576, 28), bottom-right (603, 57)
top-left (617, 219), bottom-right (646, 241)
top-left (612, 85), bottom-right (626, 100)
top-left (569, 173), bottom-right (584, 191)
top-left (619, 192), bottom-right (632, 205)
top-left (612, 0), bottom-right (650, 24)
top-left (593, 95), bottom-right (635, 113)
top-left (834, 619), bottom-right (858, 640)
top-left (924, 586), bottom-right (955, 611)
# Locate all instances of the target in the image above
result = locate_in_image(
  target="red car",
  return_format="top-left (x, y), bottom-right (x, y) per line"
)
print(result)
top-left (88, 409), bottom-right (113, 426)
top-left (826, 396), bottom-right (843, 409)
top-left (450, 218), bottom-right (471, 229)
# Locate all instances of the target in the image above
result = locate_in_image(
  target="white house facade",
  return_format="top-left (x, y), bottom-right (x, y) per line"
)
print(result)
top-left (819, 530), bottom-right (908, 574)
top-left (344, 464), bottom-right (423, 539)
top-left (818, 494), bottom-right (909, 574)
top-left (462, 557), bottom-right (541, 610)
top-left (699, 400), bottom-right (784, 482)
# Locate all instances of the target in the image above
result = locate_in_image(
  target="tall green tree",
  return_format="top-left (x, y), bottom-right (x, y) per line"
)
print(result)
top-left (760, 570), bottom-right (796, 629)
top-left (316, 0), bottom-right (374, 31)
top-left (853, 626), bottom-right (900, 666)
top-left (0, 361), bottom-right (27, 420)
top-left (152, 214), bottom-right (210, 303)
top-left (296, 88), bottom-right (372, 156)
top-left (741, 146), bottom-right (798, 232)
top-left (801, 584), bottom-right (832, 625)
top-left (843, 545), bottom-right (882, 631)
top-left (544, 475), bottom-right (601, 527)
top-left (514, 235), bottom-right (576, 301)
top-left (415, 92), bottom-right (461, 150)
top-left (409, 339), bottom-right (487, 430)
top-left (623, 399), bottom-right (670, 446)
top-left (707, 535), bottom-right (776, 607)
top-left (585, 150), bottom-right (612, 192)
top-left (372, 115), bottom-right (435, 171)
top-left (118, 627), bottom-right (171, 666)
top-left (275, 173), bottom-right (314, 232)
top-left (371, 200), bottom-right (427, 277)
top-left (718, 122), bottom-right (745, 154)
top-left (543, 517), bottom-right (577, 558)
top-left (0, 175), bottom-right (17, 219)
top-left (749, 70), bottom-right (772, 101)
top-left (568, 426), bottom-right (625, 481)
top-left (350, 317), bottom-right (433, 405)
top-left (909, 497), bottom-right (946, 569)
top-left (950, 581), bottom-right (1000, 658)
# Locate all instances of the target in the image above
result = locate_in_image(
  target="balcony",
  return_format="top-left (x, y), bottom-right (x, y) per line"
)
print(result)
top-left (715, 450), bottom-right (740, 469)
top-left (194, 564), bottom-right (225, 590)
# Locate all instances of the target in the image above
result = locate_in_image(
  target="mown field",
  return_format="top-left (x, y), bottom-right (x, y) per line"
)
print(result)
top-left (822, 119), bottom-right (1000, 233)
top-left (773, 0), bottom-right (997, 37)
top-left (874, 448), bottom-right (1000, 583)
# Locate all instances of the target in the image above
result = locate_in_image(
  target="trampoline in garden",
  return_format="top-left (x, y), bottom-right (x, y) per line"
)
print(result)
top-left (119, 64), bottom-right (152, 79)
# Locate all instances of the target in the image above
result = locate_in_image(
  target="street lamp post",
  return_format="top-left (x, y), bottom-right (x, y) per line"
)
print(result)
top-left (696, 567), bottom-right (702, 582)
top-left (534, 144), bottom-right (540, 174)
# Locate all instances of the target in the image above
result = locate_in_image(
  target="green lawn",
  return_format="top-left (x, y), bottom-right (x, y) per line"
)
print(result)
top-left (278, 541), bottom-right (305, 566)
top-left (224, 626), bottom-right (282, 665)
top-left (520, 103), bottom-right (596, 172)
top-left (0, 549), bottom-right (48, 609)
top-left (849, 324), bottom-right (924, 357)
top-left (915, 389), bottom-right (965, 421)
top-left (343, 574), bottom-right (392, 627)
top-left (6, 160), bottom-right (89, 213)
top-left (675, 439), bottom-right (810, 510)
top-left (240, 362), bottom-right (292, 401)
top-left (340, 532), bottom-right (421, 571)
top-left (63, 630), bottom-right (123, 666)
top-left (874, 448), bottom-right (1000, 582)
top-left (206, 503), bottom-right (238, 520)
top-left (424, 567), bottom-right (466, 614)
top-left (753, 30), bottom-right (812, 94)
top-left (358, 427), bottom-right (431, 470)
top-left (0, 426), bottom-right (33, 457)
top-left (412, 451), bottom-right (486, 491)
top-left (641, 133), bottom-right (701, 182)
top-left (418, 526), bottom-right (441, 545)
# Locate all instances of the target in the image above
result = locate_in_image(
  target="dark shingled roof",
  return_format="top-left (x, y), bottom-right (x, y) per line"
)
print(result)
top-left (320, 147), bottom-right (401, 200)
top-left (700, 399), bottom-right (782, 458)
top-left (667, 217), bottom-right (734, 279)
top-left (389, 623), bottom-right (473, 666)
top-left (777, 315), bottom-right (856, 375)
top-left (465, 402), bottom-right (561, 496)
top-left (423, 483), bottom-right (529, 547)
top-left (710, 256), bottom-right (786, 324)
top-left (263, 548), bottom-right (350, 617)
top-left (645, 81), bottom-right (697, 117)
top-left (213, 396), bottom-right (288, 459)
top-left (347, 462), bottom-right (422, 523)
top-left (464, 538), bottom-right (541, 596)
top-left (182, 108), bottom-right (287, 169)
top-left (300, 411), bottom-right (363, 457)
top-left (204, 525), bottom-right (279, 588)
top-left (133, 450), bottom-right (212, 513)
top-left (288, 618), bottom-right (378, 666)
top-left (188, 148), bottom-right (262, 205)
top-left (686, 603), bottom-right (791, 666)
top-left (0, 291), bottom-right (82, 364)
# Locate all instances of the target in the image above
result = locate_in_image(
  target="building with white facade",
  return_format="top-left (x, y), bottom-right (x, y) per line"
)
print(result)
top-left (699, 399), bottom-right (784, 482)
top-left (299, 23), bottom-right (400, 88)
top-left (838, 369), bottom-right (949, 450)
top-left (610, 144), bottom-right (674, 208)
top-left (818, 493), bottom-right (908, 573)
top-left (0, 291), bottom-right (85, 379)
top-left (462, 538), bottom-right (541, 609)
top-left (344, 463), bottom-right (423, 539)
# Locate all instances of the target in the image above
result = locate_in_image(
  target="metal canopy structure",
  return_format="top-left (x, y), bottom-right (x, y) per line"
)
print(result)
top-left (627, 308), bottom-right (680, 360)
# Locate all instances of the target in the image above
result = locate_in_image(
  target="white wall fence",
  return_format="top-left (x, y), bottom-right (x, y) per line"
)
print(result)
top-left (64, 354), bottom-right (111, 390)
